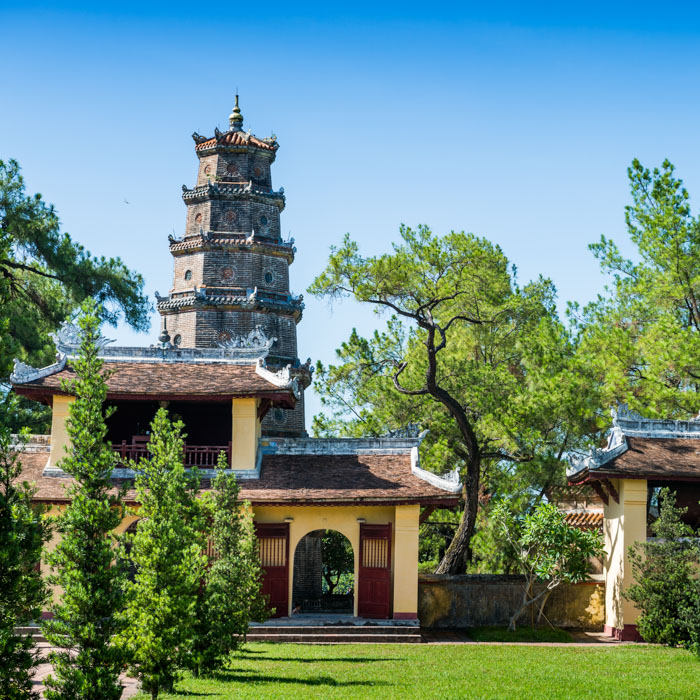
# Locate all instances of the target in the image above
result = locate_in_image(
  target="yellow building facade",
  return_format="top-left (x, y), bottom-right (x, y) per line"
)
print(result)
top-left (569, 405), bottom-right (700, 640)
top-left (12, 326), bottom-right (461, 621)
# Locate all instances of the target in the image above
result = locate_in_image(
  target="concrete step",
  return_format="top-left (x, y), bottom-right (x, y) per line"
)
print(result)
top-left (246, 632), bottom-right (422, 644)
top-left (13, 627), bottom-right (46, 643)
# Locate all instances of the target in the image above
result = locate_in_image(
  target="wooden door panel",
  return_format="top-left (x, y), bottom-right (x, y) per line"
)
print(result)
top-left (358, 523), bottom-right (392, 619)
top-left (256, 523), bottom-right (289, 618)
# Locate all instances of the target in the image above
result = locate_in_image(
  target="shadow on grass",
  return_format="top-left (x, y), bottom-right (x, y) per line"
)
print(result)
top-left (212, 669), bottom-right (387, 688)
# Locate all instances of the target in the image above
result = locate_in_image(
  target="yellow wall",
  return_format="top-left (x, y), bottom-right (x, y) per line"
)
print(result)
top-left (48, 395), bottom-right (75, 467)
top-left (604, 478), bottom-right (647, 632)
top-left (393, 505), bottom-right (420, 616)
top-left (231, 398), bottom-right (259, 470)
top-left (254, 504), bottom-right (419, 618)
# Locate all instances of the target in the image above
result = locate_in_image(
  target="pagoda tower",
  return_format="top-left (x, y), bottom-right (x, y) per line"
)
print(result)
top-left (157, 97), bottom-right (309, 436)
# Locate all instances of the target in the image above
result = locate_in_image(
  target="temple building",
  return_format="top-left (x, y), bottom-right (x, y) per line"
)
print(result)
top-left (568, 405), bottom-right (700, 640)
top-left (11, 99), bottom-right (461, 622)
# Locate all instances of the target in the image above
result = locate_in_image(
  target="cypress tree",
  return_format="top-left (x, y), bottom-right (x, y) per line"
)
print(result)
top-left (117, 408), bottom-right (205, 699)
top-left (189, 454), bottom-right (267, 676)
top-left (0, 396), bottom-right (49, 699)
top-left (42, 301), bottom-right (126, 699)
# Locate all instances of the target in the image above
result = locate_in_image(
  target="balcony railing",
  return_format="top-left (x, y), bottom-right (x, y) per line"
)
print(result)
top-left (113, 441), bottom-right (232, 468)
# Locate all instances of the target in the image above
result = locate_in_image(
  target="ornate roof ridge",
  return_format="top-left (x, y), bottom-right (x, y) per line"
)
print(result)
top-left (9, 321), bottom-right (291, 386)
top-left (567, 403), bottom-right (700, 479)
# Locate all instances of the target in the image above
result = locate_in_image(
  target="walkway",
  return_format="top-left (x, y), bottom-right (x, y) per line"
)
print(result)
top-left (31, 642), bottom-right (140, 699)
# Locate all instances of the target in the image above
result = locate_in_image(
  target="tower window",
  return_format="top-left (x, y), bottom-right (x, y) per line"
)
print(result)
top-left (173, 334), bottom-right (182, 347)
top-left (264, 271), bottom-right (274, 284)
top-left (260, 215), bottom-right (268, 226)
top-left (184, 270), bottom-right (192, 281)
top-left (226, 162), bottom-right (239, 176)
top-left (254, 165), bottom-right (263, 178)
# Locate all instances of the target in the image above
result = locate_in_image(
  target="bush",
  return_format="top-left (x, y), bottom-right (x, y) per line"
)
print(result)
top-left (626, 488), bottom-right (700, 654)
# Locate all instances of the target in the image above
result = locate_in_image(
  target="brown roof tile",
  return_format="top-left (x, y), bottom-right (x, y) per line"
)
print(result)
top-left (241, 454), bottom-right (459, 505)
top-left (13, 361), bottom-right (294, 403)
top-left (571, 437), bottom-right (700, 482)
top-left (564, 512), bottom-right (603, 532)
top-left (17, 451), bottom-right (459, 507)
top-left (195, 131), bottom-right (276, 152)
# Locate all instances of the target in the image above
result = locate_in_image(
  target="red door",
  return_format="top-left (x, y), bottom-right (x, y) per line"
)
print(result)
top-left (256, 523), bottom-right (289, 618)
top-left (358, 523), bottom-right (392, 619)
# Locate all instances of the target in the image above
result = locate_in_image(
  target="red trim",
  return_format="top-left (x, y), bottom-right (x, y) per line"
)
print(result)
top-left (604, 624), bottom-right (644, 641)
top-left (393, 612), bottom-right (418, 620)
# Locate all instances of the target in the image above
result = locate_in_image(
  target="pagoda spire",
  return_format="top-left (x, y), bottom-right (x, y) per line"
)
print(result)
top-left (229, 94), bottom-right (244, 131)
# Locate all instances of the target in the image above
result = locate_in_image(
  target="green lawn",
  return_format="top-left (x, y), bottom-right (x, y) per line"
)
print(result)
top-left (134, 642), bottom-right (700, 699)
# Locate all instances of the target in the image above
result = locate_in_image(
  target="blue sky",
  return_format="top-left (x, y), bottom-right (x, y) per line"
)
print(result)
top-left (3, 2), bottom-right (700, 425)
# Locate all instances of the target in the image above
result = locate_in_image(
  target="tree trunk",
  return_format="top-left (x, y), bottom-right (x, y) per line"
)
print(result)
top-left (435, 456), bottom-right (480, 574)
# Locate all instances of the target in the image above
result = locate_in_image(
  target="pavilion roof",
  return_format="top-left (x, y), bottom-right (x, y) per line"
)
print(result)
top-left (12, 359), bottom-right (297, 405)
top-left (15, 441), bottom-right (461, 508)
top-left (568, 405), bottom-right (700, 485)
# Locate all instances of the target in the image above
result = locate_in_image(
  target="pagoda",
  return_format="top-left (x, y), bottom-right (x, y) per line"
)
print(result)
top-left (157, 96), bottom-right (309, 436)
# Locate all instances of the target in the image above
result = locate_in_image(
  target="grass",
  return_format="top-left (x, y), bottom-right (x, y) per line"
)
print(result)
top-left (133, 642), bottom-right (700, 699)
top-left (468, 626), bottom-right (574, 643)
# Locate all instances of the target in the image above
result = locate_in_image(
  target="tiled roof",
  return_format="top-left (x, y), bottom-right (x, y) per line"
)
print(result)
top-left (570, 436), bottom-right (700, 482)
top-left (16, 450), bottom-right (460, 507)
top-left (241, 454), bottom-right (460, 505)
top-left (564, 511), bottom-right (604, 532)
top-left (195, 131), bottom-right (277, 153)
top-left (547, 484), bottom-right (604, 505)
top-left (13, 361), bottom-right (295, 402)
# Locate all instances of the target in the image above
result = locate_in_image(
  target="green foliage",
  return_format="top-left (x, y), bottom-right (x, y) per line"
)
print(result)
top-left (117, 408), bottom-right (206, 699)
top-left (573, 159), bottom-right (700, 417)
top-left (310, 225), bottom-right (600, 573)
top-left (0, 159), bottom-right (150, 431)
top-left (0, 394), bottom-right (49, 699)
top-left (321, 530), bottom-right (353, 594)
top-left (42, 301), bottom-right (126, 700)
top-left (626, 489), bottom-right (700, 653)
top-left (188, 454), bottom-right (268, 677)
top-left (492, 501), bottom-right (603, 630)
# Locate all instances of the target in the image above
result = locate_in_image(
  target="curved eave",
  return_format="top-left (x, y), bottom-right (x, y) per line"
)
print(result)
top-left (13, 385), bottom-right (296, 407)
top-left (157, 297), bottom-right (304, 321)
top-left (182, 187), bottom-right (285, 209)
top-left (245, 496), bottom-right (462, 507)
top-left (169, 237), bottom-right (295, 263)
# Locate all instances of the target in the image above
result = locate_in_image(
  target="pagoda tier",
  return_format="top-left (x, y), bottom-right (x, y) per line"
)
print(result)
top-left (159, 97), bottom-right (308, 437)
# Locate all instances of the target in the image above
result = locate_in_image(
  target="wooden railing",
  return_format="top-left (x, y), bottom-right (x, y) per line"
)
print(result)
top-left (113, 441), bottom-right (232, 468)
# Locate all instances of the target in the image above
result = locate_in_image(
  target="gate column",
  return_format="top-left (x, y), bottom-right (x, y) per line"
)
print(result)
top-left (393, 505), bottom-right (419, 620)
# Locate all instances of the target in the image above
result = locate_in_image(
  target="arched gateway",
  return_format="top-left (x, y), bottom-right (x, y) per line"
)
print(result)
top-left (9, 98), bottom-right (462, 623)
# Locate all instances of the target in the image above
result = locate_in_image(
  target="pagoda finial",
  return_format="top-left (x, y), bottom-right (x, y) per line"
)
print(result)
top-left (229, 94), bottom-right (244, 131)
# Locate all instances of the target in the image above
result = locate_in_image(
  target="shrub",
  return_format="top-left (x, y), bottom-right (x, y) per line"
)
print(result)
top-left (626, 488), bottom-right (700, 653)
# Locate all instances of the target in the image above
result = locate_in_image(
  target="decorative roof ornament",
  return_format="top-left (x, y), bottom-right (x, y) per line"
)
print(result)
top-left (51, 320), bottom-right (115, 355)
top-left (229, 94), bottom-right (244, 132)
top-left (158, 318), bottom-right (172, 349)
top-left (10, 355), bottom-right (67, 384)
top-left (216, 325), bottom-right (276, 353)
top-left (385, 423), bottom-right (423, 439)
top-left (255, 358), bottom-right (300, 399)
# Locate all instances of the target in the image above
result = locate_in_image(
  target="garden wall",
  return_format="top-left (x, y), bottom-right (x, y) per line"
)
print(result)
top-left (418, 574), bottom-right (604, 629)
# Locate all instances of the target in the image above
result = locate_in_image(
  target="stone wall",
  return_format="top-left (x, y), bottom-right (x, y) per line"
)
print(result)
top-left (292, 530), bottom-right (323, 605)
top-left (418, 574), bottom-right (604, 630)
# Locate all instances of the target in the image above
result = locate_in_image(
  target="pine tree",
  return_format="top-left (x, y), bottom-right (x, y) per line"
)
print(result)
top-left (117, 409), bottom-right (206, 699)
top-left (0, 395), bottom-right (49, 699)
top-left (189, 454), bottom-right (267, 676)
top-left (42, 301), bottom-right (126, 699)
